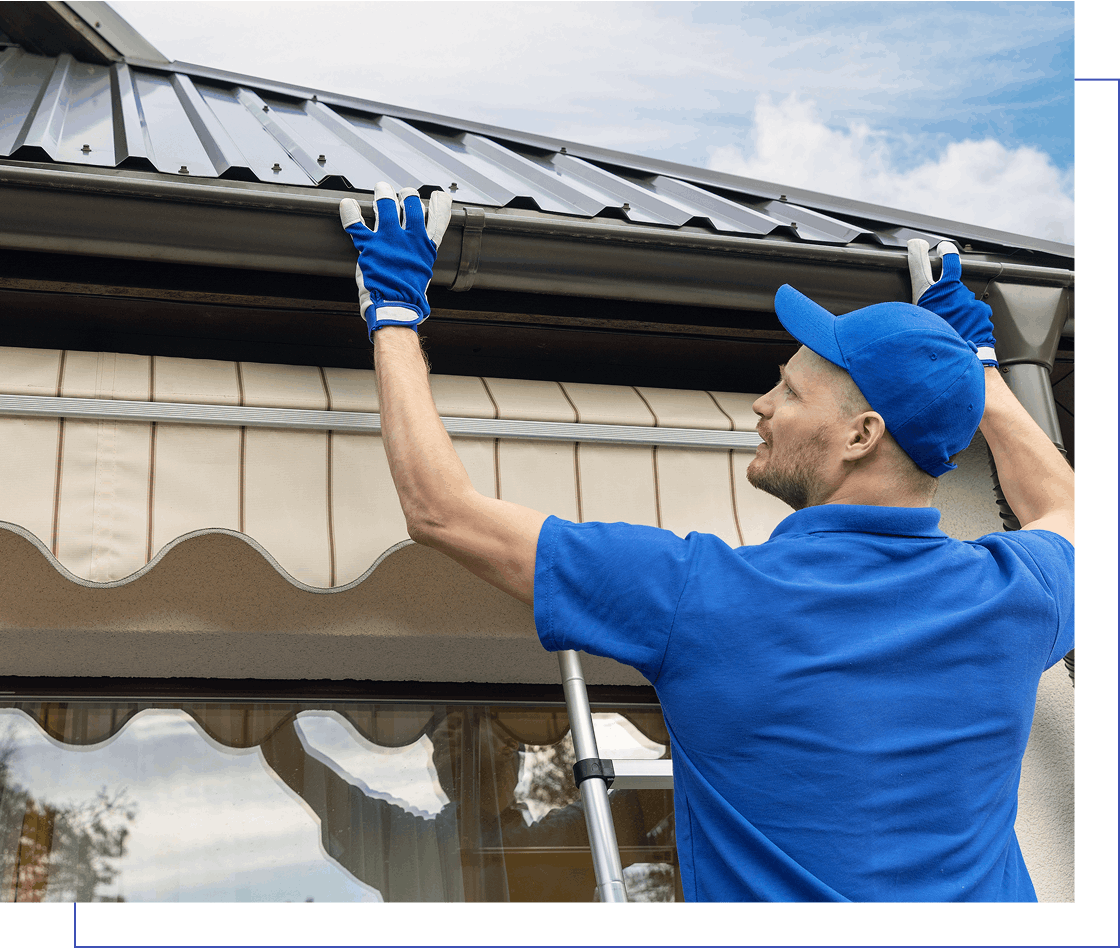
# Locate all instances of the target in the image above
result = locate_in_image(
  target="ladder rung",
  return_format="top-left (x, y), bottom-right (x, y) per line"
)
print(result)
top-left (607, 758), bottom-right (674, 790)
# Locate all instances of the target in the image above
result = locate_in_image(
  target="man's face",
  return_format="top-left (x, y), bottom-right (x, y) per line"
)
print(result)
top-left (747, 347), bottom-right (849, 510)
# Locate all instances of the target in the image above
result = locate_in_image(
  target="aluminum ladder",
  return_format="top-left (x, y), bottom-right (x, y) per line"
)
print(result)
top-left (557, 649), bottom-right (674, 903)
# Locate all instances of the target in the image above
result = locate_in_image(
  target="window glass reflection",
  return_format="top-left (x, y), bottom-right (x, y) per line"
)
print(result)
top-left (0, 700), bottom-right (676, 902)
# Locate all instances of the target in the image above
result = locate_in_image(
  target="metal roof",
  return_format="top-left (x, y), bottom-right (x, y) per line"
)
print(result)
top-left (0, 45), bottom-right (1073, 264)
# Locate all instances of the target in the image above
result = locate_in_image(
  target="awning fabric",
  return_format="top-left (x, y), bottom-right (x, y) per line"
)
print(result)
top-left (0, 345), bottom-right (789, 683)
top-left (1, 344), bottom-right (787, 587)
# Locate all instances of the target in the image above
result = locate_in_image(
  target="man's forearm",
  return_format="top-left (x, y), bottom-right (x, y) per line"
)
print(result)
top-left (372, 327), bottom-right (545, 604)
top-left (374, 328), bottom-right (474, 541)
top-left (978, 367), bottom-right (1074, 540)
top-left (342, 186), bottom-right (543, 606)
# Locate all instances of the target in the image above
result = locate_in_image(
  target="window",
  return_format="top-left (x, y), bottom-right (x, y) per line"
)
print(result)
top-left (0, 698), bottom-right (676, 902)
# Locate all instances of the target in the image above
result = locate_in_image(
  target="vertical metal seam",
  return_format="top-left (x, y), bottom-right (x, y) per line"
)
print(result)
top-left (170, 73), bottom-right (243, 176)
top-left (319, 366), bottom-right (336, 587)
top-left (51, 418), bottom-right (65, 559)
top-left (556, 382), bottom-right (584, 523)
top-left (50, 351), bottom-right (68, 558)
top-left (572, 442), bottom-right (584, 524)
top-left (631, 387), bottom-right (663, 529)
top-left (477, 376), bottom-right (500, 419)
top-left (707, 391), bottom-right (744, 547)
top-left (478, 378), bottom-right (501, 500)
top-left (146, 355), bottom-right (156, 563)
top-left (147, 423), bottom-right (157, 563)
top-left (704, 391), bottom-right (735, 431)
top-left (235, 361), bottom-right (246, 534)
top-left (727, 450), bottom-right (744, 548)
top-left (128, 63), bottom-right (156, 159)
top-left (325, 429), bottom-right (335, 587)
top-left (14, 54), bottom-right (72, 153)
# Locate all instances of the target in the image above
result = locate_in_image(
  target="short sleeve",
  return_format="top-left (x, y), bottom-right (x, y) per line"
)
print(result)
top-left (980, 528), bottom-right (1075, 668)
top-left (533, 517), bottom-right (695, 683)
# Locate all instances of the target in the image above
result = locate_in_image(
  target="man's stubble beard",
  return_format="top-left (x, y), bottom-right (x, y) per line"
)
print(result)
top-left (747, 429), bottom-right (832, 511)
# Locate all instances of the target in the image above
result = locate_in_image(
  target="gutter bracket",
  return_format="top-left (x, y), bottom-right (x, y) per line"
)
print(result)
top-left (450, 207), bottom-right (486, 292)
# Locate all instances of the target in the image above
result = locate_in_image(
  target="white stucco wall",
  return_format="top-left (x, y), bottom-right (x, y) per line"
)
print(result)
top-left (936, 431), bottom-right (1075, 902)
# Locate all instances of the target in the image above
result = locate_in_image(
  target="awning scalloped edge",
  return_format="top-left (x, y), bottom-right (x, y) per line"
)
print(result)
top-left (0, 518), bottom-right (413, 594)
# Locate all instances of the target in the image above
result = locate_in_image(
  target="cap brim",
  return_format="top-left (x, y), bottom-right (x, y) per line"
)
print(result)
top-left (774, 284), bottom-right (846, 369)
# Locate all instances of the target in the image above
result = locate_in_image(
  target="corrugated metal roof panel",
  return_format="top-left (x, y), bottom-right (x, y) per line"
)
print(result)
top-left (754, 199), bottom-right (871, 244)
top-left (0, 47), bottom-right (1071, 261)
top-left (646, 176), bottom-right (783, 235)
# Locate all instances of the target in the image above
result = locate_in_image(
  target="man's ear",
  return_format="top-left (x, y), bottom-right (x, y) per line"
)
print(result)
top-left (846, 411), bottom-right (888, 460)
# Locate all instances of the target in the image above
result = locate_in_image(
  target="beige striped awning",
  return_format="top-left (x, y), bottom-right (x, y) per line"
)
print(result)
top-left (0, 345), bottom-right (789, 684)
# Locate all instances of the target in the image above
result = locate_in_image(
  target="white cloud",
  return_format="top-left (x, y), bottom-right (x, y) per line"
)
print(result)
top-left (708, 94), bottom-right (1073, 243)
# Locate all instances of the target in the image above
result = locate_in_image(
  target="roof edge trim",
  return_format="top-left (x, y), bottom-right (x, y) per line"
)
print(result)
top-left (120, 57), bottom-right (1073, 258)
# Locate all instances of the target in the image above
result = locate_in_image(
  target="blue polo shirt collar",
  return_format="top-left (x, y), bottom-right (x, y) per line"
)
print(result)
top-left (770, 503), bottom-right (947, 540)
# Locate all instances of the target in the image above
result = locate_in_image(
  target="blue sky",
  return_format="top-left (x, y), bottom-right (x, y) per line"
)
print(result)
top-left (108, 1), bottom-right (1074, 241)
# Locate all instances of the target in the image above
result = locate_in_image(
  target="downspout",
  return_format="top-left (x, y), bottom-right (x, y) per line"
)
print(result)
top-left (984, 280), bottom-right (1074, 685)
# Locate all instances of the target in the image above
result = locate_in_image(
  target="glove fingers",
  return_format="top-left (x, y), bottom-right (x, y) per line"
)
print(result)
top-left (906, 239), bottom-right (933, 305)
top-left (339, 198), bottom-right (368, 232)
top-left (398, 188), bottom-right (423, 232)
top-left (935, 241), bottom-right (962, 283)
top-left (425, 190), bottom-right (453, 248)
top-left (372, 181), bottom-right (401, 234)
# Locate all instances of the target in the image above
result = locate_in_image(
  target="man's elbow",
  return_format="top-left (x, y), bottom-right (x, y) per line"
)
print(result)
top-left (400, 488), bottom-right (472, 550)
top-left (403, 504), bottom-right (444, 548)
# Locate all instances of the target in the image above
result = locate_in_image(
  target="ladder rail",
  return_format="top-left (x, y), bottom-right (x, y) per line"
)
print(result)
top-left (558, 649), bottom-right (628, 903)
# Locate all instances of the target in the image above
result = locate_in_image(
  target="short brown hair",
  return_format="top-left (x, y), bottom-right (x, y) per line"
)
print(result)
top-left (811, 350), bottom-right (939, 501)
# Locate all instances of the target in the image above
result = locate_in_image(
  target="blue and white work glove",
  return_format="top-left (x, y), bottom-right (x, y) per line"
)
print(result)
top-left (340, 182), bottom-right (453, 337)
top-left (907, 238), bottom-right (999, 367)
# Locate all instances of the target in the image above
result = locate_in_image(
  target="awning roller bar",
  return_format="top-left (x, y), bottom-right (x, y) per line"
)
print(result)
top-left (0, 394), bottom-right (762, 450)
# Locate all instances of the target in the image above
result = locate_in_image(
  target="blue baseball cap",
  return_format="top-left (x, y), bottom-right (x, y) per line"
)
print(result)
top-left (773, 284), bottom-right (984, 477)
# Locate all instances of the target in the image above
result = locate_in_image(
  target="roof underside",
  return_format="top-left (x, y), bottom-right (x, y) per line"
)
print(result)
top-left (0, 46), bottom-right (1072, 265)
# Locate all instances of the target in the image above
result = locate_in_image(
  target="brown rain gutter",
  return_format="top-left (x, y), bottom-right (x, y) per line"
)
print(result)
top-left (0, 163), bottom-right (1074, 320)
top-left (0, 159), bottom-right (1075, 453)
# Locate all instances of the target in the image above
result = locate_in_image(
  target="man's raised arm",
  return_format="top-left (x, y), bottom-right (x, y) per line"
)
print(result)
top-left (908, 240), bottom-right (1074, 544)
top-left (342, 184), bottom-right (546, 605)
top-left (977, 366), bottom-right (1074, 542)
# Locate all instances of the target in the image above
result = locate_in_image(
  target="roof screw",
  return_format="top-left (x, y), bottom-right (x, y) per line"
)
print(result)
top-left (622, 202), bottom-right (631, 211)
top-left (779, 194), bottom-right (788, 202)
top-left (262, 105), bottom-right (270, 112)
top-left (178, 165), bottom-right (189, 174)
top-left (964, 244), bottom-right (973, 251)
top-left (449, 182), bottom-right (458, 192)
top-left (272, 163), bottom-right (282, 172)
top-left (317, 154), bottom-right (326, 164)
top-left (312, 95), bottom-right (318, 102)
top-left (81, 144), bottom-right (91, 154)
top-left (790, 221), bottom-right (798, 229)
top-left (560, 146), bottom-right (567, 154)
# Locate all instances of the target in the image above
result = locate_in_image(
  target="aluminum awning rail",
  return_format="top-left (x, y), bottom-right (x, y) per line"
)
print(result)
top-left (0, 394), bottom-right (763, 449)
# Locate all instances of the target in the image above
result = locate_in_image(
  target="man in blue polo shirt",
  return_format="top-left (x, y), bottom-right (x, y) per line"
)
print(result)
top-left (339, 185), bottom-right (1074, 901)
